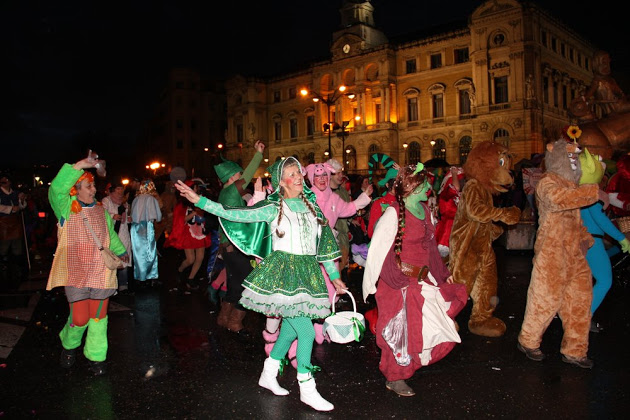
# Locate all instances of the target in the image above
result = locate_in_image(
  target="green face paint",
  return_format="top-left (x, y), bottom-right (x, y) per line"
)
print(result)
top-left (403, 180), bottom-right (430, 220)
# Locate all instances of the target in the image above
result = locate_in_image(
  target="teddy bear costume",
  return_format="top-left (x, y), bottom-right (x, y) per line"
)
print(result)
top-left (518, 138), bottom-right (602, 367)
top-left (448, 141), bottom-right (521, 337)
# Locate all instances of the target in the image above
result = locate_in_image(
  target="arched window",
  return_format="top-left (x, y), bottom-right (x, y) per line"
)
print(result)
top-left (342, 69), bottom-right (356, 87)
top-left (409, 141), bottom-right (421, 164)
top-left (493, 128), bottom-right (510, 148)
top-left (459, 136), bottom-right (472, 165)
top-left (433, 138), bottom-right (446, 160)
top-left (368, 143), bottom-right (380, 154)
top-left (365, 64), bottom-right (379, 82)
top-left (306, 152), bottom-right (315, 165)
top-left (320, 74), bottom-right (333, 92)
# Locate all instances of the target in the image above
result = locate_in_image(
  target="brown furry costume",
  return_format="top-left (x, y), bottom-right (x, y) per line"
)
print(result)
top-left (518, 139), bottom-right (600, 360)
top-left (449, 141), bottom-right (521, 337)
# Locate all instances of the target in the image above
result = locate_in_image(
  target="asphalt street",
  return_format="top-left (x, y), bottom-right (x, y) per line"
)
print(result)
top-left (1, 242), bottom-right (629, 419)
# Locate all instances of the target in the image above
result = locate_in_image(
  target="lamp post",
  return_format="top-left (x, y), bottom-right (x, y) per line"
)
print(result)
top-left (301, 86), bottom-right (355, 159)
top-left (337, 121), bottom-right (350, 169)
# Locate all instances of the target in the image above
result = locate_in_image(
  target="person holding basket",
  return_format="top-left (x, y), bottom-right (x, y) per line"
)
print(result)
top-left (175, 156), bottom-right (346, 412)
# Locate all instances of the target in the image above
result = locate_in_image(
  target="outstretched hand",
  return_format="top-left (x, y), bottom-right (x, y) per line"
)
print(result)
top-left (620, 238), bottom-right (630, 254)
top-left (175, 180), bottom-right (201, 204)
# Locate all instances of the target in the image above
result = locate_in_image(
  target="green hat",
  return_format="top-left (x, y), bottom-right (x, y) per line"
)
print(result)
top-left (267, 157), bottom-right (302, 190)
top-left (214, 158), bottom-right (243, 184)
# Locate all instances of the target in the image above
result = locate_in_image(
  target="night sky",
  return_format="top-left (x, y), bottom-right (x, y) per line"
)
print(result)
top-left (2, 0), bottom-right (628, 178)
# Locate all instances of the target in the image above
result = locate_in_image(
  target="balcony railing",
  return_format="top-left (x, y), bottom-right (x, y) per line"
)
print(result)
top-left (490, 103), bottom-right (511, 111)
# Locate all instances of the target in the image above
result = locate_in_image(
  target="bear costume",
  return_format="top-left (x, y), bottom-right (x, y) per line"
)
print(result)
top-left (448, 141), bottom-right (521, 337)
top-left (517, 138), bottom-right (605, 368)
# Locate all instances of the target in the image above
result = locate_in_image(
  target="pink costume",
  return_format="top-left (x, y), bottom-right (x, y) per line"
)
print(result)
top-left (303, 163), bottom-right (372, 302)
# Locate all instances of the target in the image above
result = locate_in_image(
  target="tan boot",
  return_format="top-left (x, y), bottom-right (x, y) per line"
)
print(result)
top-left (217, 301), bottom-right (234, 328)
top-left (227, 308), bottom-right (247, 332)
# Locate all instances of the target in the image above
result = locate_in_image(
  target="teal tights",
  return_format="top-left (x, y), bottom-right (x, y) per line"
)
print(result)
top-left (269, 317), bottom-right (315, 374)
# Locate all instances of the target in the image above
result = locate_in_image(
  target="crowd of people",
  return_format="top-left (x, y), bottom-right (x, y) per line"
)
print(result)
top-left (3, 133), bottom-right (630, 412)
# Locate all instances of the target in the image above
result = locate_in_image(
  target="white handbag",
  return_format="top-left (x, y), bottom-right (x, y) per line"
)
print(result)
top-left (322, 290), bottom-right (366, 344)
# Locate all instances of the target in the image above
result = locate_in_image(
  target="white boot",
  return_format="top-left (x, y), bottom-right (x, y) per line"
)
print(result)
top-left (258, 357), bottom-right (289, 396)
top-left (297, 372), bottom-right (334, 411)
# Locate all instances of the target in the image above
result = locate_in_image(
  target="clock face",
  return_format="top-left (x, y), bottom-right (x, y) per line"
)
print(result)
top-left (343, 44), bottom-right (350, 54)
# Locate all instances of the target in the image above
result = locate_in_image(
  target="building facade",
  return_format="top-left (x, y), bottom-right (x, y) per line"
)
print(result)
top-left (227, 0), bottom-right (600, 178)
top-left (142, 68), bottom-right (227, 180)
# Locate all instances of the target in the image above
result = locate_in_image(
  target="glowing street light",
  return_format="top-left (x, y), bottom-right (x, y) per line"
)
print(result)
top-left (301, 85), bottom-right (355, 159)
top-left (147, 161), bottom-right (165, 176)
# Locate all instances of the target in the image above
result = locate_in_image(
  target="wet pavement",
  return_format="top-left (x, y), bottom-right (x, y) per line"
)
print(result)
top-left (1, 244), bottom-right (629, 419)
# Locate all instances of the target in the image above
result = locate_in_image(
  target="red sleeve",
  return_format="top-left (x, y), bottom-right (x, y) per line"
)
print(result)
top-left (367, 199), bottom-right (384, 238)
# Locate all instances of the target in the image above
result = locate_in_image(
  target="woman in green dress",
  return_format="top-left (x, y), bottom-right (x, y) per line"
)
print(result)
top-left (175, 157), bottom-right (346, 412)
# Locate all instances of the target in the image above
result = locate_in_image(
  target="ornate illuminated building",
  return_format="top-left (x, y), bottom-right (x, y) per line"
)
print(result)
top-left (220, 0), bottom-right (599, 177)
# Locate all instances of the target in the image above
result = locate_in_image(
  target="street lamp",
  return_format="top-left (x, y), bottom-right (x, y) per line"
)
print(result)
top-left (301, 85), bottom-right (355, 159)
top-left (402, 143), bottom-right (409, 165)
top-left (146, 161), bottom-right (165, 176)
top-left (337, 121), bottom-right (350, 169)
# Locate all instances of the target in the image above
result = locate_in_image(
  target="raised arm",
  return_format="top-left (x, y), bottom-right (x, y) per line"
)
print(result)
top-left (174, 180), bottom-right (275, 223)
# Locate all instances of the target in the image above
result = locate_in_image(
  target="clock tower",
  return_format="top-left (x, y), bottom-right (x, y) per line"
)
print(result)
top-left (331, 0), bottom-right (388, 59)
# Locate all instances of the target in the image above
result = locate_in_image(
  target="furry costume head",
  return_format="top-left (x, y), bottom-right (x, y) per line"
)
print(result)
top-left (303, 162), bottom-right (334, 189)
top-left (545, 138), bottom-right (582, 183)
top-left (462, 141), bottom-right (513, 195)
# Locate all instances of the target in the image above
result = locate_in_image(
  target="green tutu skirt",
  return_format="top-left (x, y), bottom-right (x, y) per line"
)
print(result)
top-left (239, 251), bottom-right (332, 319)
